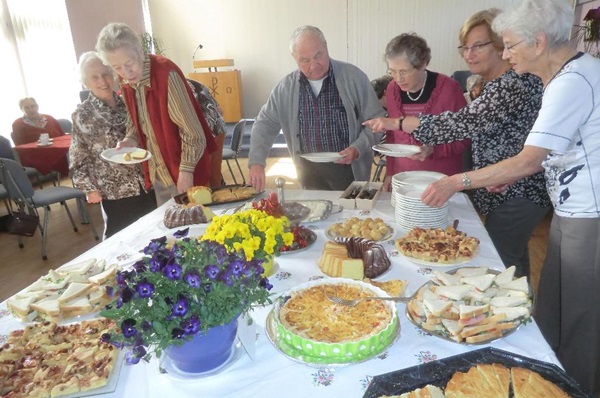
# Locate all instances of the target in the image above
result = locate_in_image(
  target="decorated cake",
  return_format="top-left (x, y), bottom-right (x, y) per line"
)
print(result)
top-left (274, 279), bottom-right (398, 363)
top-left (163, 203), bottom-right (216, 229)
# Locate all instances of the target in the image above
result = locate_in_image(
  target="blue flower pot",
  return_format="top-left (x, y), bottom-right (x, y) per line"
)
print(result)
top-left (166, 316), bottom-right (238, 373)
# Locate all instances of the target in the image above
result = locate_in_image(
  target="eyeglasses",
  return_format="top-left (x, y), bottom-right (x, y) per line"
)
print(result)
top-left (457, 41), bottom-right (492, 55)
top-left (504, 40), bottom-right (525, 54)
top-left (386, 67), bottom-right (415, 79)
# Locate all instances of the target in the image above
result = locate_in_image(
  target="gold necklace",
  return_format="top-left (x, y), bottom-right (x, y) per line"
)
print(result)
top-left (406, 71), bottom-right (428, 101)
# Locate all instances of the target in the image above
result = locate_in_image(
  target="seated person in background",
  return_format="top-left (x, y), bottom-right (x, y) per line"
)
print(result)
top-left (11, 97), bottom-right (65, 145)
top-left (464, 74), bottom-right (485, 103)
top-left (371, 75), bottom-right (393, 110)
top-left (364, 10), bottom-right (550, 279)
top-left (377, 33), bottom-right (469, 191)
top-left (187, 79), bottom-right (227, 187)
top-left (70, 52), bottom-right (156, 239)
top-left (248, 25), bottom-right (384, 191)
top-left (96, 23), bottom-right (217, 206)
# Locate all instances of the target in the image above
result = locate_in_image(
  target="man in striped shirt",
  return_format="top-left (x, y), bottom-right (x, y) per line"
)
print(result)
top-left (248, 25), bottom-right (384, 191)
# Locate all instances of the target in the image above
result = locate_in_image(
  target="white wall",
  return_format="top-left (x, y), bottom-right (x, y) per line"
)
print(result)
top-left (151, 0), bottom-right (587, 118)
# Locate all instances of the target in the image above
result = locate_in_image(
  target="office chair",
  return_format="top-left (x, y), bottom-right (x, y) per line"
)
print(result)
top-left (0, 158), bottom-right (99, 260)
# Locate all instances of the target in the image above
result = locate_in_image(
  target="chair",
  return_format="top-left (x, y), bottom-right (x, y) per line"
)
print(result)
top-left (451, 70), bottom-right (472, 92)
top-left (0, 136), bottom-right (58, 188)
top-left (57, 118), bottom-right (72, 133)
top-left (372, 156), bottom-right (386, 182)
top-left (0, 158), bottom-right (99, 260)
top-left (221, 119), bottom-right (248, 185)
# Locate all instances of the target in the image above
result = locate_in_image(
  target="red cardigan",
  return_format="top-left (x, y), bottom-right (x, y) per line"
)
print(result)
top-left (121, 55), bottom-right (216, 189)
top-left (386, 73), bottom-right (469, 177)
top-left (11, 115), bottom-right (65, 146)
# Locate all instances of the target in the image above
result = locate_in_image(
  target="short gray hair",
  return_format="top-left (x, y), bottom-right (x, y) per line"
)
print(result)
top-left (492, 0), bottom-right (574, 51)
top-left (18, 97), bottom-right (36, 110)
top-left (289, 25), bottom-right (327, 54)
top-left (384, 33), bottom-right (431, 69)
top-left (77, 52), bottom-right (113, 85)
top-left (96, 23), bottom-right (144, 63)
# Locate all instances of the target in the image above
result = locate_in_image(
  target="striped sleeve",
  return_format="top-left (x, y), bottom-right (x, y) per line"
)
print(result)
top-left (167, 71), bottom-right (206, 172)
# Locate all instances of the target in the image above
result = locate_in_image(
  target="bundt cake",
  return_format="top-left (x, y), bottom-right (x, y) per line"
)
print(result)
top-left (163, 204), bottom-right (216, 229)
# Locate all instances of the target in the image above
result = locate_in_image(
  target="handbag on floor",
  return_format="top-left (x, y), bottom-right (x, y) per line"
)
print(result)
top-left (7, 211), bottom-right (39, 237)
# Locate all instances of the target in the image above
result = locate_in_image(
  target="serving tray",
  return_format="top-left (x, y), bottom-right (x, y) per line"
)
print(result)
top-left (363, 347), bottom-right (591, 398)
top-left (174, 184), bottom-right (263, 207)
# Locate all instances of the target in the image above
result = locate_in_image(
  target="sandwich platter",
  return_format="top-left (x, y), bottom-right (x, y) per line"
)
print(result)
top-left (405, 266), bottom-right (535, 345)
top-left (363, 347), bottom-right (590, 398)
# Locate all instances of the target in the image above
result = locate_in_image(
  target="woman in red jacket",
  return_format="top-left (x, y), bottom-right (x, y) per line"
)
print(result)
top-left (12, 97), bottom-right (65, 145)
top-left (95, 23), bottom-right (216, 205)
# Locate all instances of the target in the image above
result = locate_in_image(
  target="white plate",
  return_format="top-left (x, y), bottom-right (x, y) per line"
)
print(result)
top-left (37, 142), bottom-right (53, 147)
top-left (373, 144), bottom-right (421, 157)
top-left (300, 152), bottom-right (347, 163)
top-left (325, 225), bottom-right (395, 242)
top-left (392, 170), bottom-right (447, 187)
top-left (157, 338), bottom-right (244, 381)
top-left (101, 147), bottom-right (152, 164)
top-left (397, 241), bottom-right (480, 267)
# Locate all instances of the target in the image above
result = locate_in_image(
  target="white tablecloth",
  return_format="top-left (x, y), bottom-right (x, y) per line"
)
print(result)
top-left (0, 190), bottom-right (561, 398)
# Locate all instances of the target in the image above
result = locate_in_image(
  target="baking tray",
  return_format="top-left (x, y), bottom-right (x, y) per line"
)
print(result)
top-left (363, 347), bottom-right (591, 397)
top-left (174, 184), bottom-right (263, 207)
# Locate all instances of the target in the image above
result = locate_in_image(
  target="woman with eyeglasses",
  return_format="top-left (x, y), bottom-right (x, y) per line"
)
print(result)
top-left (364, 9), bottom-right (551, 280)
top-left (377, 33), bottom-right (469, 191)
top-left (412, 0), bottom-right (600, 393)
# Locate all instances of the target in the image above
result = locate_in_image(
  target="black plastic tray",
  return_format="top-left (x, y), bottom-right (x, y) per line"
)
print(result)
top-left (363, 347), bottom-right (591, 397)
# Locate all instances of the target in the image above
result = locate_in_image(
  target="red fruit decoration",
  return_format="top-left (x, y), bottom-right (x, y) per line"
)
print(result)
top-left (252, 192), bottom-right (285, 218)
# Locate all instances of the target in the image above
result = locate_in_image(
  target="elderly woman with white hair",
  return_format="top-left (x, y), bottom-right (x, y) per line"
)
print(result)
top-left (69, 52), bottom-right (156, 239)
top-left (96, 23), bottom-right (216, 205)
top-left (417, 0), bottom-right (600, 393)
top-left (464, 74), bottom-right (484, 103)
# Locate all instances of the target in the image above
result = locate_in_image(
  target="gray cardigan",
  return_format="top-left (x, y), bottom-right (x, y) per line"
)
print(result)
top-left (248, 59), bottom-right (385, 181)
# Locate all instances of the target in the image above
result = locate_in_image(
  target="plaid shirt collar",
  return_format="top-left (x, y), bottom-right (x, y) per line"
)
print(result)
top-left (298, 61), bottom-right (334, 85)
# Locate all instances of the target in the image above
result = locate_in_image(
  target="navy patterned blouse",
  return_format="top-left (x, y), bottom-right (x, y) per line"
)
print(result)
top-left (413, 69), bottom-right (551, 214)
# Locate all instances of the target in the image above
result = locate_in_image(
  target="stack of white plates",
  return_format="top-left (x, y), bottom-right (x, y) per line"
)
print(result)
top-left (391, 171), bottom-right (446, 207)
top-left (392, 180), bottom-right (448, 231)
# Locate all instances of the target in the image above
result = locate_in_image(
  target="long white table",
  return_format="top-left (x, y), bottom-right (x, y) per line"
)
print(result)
top-left (0, 190), bottom-right (562, 398)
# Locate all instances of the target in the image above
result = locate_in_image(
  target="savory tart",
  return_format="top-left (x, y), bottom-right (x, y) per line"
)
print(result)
top-left (0, 318), bottom-right (119, 398)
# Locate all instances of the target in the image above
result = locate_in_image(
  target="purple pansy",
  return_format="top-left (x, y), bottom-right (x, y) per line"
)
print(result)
top-left (136, 280), bottom-right (154, 298)
top-left (163, 261), bottom-right (182, 280)
top-left (171, 296), bottom-right (189, 317)
top-left (184, 270), bottom-right (201, 288)
top-left (173, 227), bottom-right (189, 238)
top-left (204, 264), bottom-right (220, 280)
top-left (180, 316), bottom-right (201, 335)
top-left (171, 328), bottom-right (185, 339)
top-left (121, 319), bottom-right (137, 338)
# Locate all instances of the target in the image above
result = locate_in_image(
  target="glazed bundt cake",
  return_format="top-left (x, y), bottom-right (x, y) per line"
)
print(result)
top-left (163, 204), bottom-right (216, 229)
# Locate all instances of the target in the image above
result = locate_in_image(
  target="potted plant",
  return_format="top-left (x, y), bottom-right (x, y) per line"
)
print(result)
top-left (201, 208), bottom-right (294, 276)
top-left (100, 232), bottom-right (273, 373)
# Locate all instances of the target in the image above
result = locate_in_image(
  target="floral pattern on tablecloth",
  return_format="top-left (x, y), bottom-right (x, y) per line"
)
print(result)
top-left (312, 368), bottom-right (335, 386)
top-left (361, 375), bottom-right (374, 390)
top-left (415, 350), bottom-right (438, 364)
top-left (0, 334), bottom-right (7, 345)
top-left (275, 271), bottom-right (291, 281)
top-left (0, 309), bottom-right (9, 319)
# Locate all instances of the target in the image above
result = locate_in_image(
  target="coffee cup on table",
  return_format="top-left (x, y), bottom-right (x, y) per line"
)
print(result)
top-left (39, 133), bottom-right (50, 145)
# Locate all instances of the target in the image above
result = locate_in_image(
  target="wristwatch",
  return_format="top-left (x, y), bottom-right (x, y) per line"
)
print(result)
top-left (461, 172), bottom-right (471, 190)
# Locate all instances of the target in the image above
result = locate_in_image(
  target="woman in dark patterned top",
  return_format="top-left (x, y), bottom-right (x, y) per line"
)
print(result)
top-left (187, 79), bottom-right (227, 187)
top-left (70, 52), bottom-right (156, 239)
top-left (365, 9), bottom-right (551, 278)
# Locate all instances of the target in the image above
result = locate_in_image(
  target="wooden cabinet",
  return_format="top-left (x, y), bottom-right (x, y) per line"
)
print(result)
top-left (189, 59), bottom-right (242, 123)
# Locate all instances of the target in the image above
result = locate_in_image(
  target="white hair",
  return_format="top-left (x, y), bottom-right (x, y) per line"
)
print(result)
top-left (492, 0), bottom-right (574, 50)
top-left (289, 25), bottom-right (327, 54)
top-left (466, 74), bottom-right (484, 91)
top-left (77, 52), bottom-right (113, 85)
top-left (96, 22), bottom-right (144, 64)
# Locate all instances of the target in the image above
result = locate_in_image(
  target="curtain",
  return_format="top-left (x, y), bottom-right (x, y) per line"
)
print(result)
top-left (1, 0), bottom-right (80, 141)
